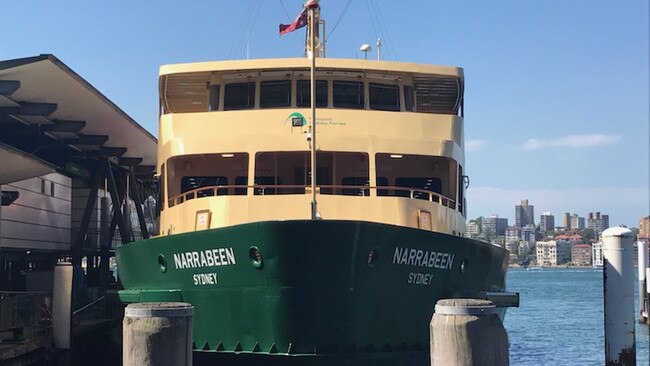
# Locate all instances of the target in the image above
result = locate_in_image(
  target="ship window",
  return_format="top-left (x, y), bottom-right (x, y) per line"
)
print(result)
top-left (209, 84), bottom-right (220, 111)
top-left (255, 151), bottom-right (369, 196)
top-left (333, 80), bottom-right (364, 109)
top-left (260, 80), bottom-right (291, 108)
top-left (224, 82), bottom-right (255, 110)
top-left (167, 153), bottom-right (249, 206)
top-left (297, 80), bottom-right (328, 107)
top-left (181, 176), bottom-right (228, 197)
top-left (404, 85), bottom-right (415, 112)
top-left (369, 83), bottom-right (400, 111)
top-left (255, 152), bottom-right (308, 195)
top-left (160, 164), bottom-right (165, 211)
top-left (375, 153), bottom-right (457, 205)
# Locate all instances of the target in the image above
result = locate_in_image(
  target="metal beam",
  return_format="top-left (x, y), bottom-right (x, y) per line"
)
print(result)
top-left (129, 167), bottom-right (150, 239)
top-left (72, 160), bottom-right (105, 267)
top-left (42, 119), bottom-right (86, 132)
top-left (118, 157), bottom-right (143, 166)
top-left (10, 102), bottom-right (58, 116)
top-left (101, 146), bottom-right (127, 157)
top-left (64, 134), bottom-right (109, 145)
top-left (106, 160), bottom-right (132, 244)
top-left (133, 165), bottom-right (155, 177)
top-left (0, 80), bottom-right (20, 96)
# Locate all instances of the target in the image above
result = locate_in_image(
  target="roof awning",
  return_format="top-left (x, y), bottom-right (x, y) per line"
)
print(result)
top-left (0, 143), bottom-right (55, 185)
top-left (0, 54), bottom-right (156, 179)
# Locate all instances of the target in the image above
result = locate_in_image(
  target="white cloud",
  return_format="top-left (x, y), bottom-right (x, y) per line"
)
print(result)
top-left (523, 134), bottom-right (622, 150)
top-left (466, 186), bottom-right (649, 227)
top-left (466, 139), bottom-right (487, 152)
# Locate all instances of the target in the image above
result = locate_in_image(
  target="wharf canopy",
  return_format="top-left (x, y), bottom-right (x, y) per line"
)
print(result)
top-left (0, 54), bottom-right (156, 174)
top-left (0, 54), bottom-right (156, 292)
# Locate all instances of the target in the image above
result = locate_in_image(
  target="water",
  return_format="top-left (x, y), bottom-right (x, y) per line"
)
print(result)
top-left (504, 268), bottom-right (649, 365)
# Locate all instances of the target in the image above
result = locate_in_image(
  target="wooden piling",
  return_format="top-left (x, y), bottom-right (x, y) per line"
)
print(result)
top-left (430, 299), bottom-right (508, 366)
top-left (123, 302), bottom-right (193, 366)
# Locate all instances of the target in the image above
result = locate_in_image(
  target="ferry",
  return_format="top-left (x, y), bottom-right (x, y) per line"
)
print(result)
top-left (115, 2), bottom-right (513, 364)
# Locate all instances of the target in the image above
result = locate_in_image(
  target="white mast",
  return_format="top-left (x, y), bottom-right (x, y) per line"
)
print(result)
top-left (308, 1), bottom-right (319, 219)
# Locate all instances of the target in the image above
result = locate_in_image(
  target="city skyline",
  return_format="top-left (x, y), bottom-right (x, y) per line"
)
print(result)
top-left (1, 1), bottom-right (647, 227)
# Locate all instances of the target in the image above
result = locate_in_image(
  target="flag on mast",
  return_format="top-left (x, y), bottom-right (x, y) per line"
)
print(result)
top-left (279, 0), bottom-right (319, 36)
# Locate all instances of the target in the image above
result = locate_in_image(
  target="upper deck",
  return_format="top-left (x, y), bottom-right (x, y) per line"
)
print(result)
top-left (156, 58), bottom-right (468, 237)
top-left (159, 58), bottom-right (464, 116)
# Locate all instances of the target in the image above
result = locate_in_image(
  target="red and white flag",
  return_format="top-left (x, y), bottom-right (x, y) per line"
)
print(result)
top-left (279, 1), bottom-right (319, 36)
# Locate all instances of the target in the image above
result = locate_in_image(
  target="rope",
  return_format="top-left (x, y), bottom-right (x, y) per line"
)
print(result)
top-left (325, 0), bottom-right (353, 42)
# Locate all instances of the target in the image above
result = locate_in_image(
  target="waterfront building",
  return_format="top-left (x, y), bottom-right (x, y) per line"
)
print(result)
top-left (639, 216), bottom-right (650, 239)
top-left (563, 212), bottom-right (571, 230)
top-left (521, 225), bottom-right (536, 243)
top-left (465, 220), bottom-right (480, 239)
top-left (505, 240), bottom-right (519, 255)
top-left (482, 214), bottom-right (508, 237)
top-left (515, 199), bottom-right (535, 227)
top-left (587, 212), bottom-right (609, 234)
top-left (505, 226), bottom-right (521, 243)
top-left (540, 211), bottom-right (554, 234)
top-left (592, 241), bottom-right (604, 267)
top-left (570, 214), bottom-right (585, 230)
top-left (536, 240), bottom-right (572, 267)
top-left (571, 244), bottom-right (592, 266)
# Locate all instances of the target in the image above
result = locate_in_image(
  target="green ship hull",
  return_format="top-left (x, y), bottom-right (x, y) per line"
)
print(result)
top-left (115, 220), bottom-right (508, 364)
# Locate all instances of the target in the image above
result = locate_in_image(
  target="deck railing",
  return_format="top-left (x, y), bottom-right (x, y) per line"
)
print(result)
top-left (167, 185), bottom-right (456, 210)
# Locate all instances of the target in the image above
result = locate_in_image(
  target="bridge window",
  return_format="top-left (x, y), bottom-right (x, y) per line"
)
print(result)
top-left (260, 80), bottom-right (291, 108)
top-left (166, 153), bottom-right (249, 206)
top-left (224, 82), bottom-right (255, 110)
top-left (369, 82), bottom-right (400, 111)
top-left (297, 80), bottom-right (328, 107)
top-left (333, 80), bottom-right (364, 109)
top-left (375, 154), bottom-right (457, 205)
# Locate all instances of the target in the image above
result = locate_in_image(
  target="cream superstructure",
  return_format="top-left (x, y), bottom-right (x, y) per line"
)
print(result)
top-left (157, 58), bottom-right (467, 237)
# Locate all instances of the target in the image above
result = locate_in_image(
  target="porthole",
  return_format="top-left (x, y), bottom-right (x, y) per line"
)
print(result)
top-left (249, 246), bottom-right (264, 269)
top-left (158, 254), bottom-right (168, 273)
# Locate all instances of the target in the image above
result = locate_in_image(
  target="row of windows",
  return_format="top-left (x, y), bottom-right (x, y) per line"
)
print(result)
top-left (163, 152), bottom-right (462, 211)
top-left (208, 80), bottom-right (415, 112)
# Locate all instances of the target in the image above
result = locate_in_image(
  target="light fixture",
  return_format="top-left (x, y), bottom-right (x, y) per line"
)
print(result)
top-left (360, 44), bottom-right (372, 60)
top-left (390, 154), bottom-right (403, 159)
top-left (292, 117), bottom-right (304, 127)
top-left (221, 153), bottom-right (235, 158)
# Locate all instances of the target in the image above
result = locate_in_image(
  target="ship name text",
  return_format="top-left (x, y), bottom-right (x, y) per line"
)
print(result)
top-left (173, 247), bottom-right (236, 269)
top-left (392, 247), bottom-right (454, 270)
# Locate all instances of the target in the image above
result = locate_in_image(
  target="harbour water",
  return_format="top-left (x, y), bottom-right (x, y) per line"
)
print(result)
top-left (504, 268), bottom-right (649, 365)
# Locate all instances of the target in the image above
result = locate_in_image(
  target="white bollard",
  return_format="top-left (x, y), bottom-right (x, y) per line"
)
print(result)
top-left (52, 262), bottom-right (73, 349)
top-left (123, 302), bottom-right (194, 366)
top-left (638, 241), bottom-right (648, 323)
top-left (602, 227), bottom-right (636, 366)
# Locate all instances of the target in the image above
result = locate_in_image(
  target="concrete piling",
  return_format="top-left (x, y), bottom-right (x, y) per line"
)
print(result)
top-left (639, 240), bottom-right (649, 324)
top-left (602, 227), bottom-right (636, 366)
top-left (430, 299), bottom-right (508, 366)
top-left (123, 302), bottom-right (194, 366)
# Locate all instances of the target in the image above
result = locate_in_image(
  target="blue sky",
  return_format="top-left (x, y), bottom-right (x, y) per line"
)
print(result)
top-left (1, 0), bottom-right (648, 227)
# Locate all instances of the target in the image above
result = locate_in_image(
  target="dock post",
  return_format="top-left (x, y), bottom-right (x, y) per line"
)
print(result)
top-left (52, 262), bottom-right (73, 349)
top-left (639, 240), bottom-right (648, 324)
top-left (123, 302), bottom-right (193, 366)
top-left (602, 227), bottom-right (636, 366)
top-left (430, 299), bottom-right (508, 366)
